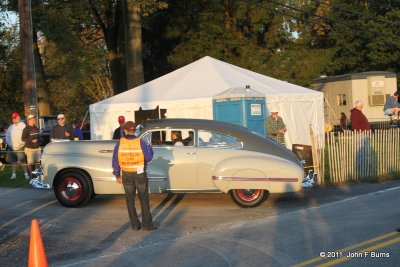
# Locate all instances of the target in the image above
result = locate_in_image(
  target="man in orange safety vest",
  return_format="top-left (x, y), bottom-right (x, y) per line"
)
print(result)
top-left (112, 121), bottom-right (156, 231)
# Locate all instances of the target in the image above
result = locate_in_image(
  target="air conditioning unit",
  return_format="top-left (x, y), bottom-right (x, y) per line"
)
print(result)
top-left (368, 93), bottom-right (386, 106)
top-left (368, 77), bottom-right (386, 106)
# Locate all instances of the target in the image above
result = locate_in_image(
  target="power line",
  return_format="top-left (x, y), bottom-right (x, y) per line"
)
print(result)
top-left (311, 0), bottom-right (400, 28)
top-left (364, 0), bottom-right (400, 12)
top-left (238, 0), bottom-right (400, 48)
top-left (263, 0), bottom-right (400, 42)
top-left (239, 0), bottom-right (370, 41)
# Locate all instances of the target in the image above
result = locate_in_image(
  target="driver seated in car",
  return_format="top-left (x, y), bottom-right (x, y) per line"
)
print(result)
top-left (171, 131), bottom-right (184, 146)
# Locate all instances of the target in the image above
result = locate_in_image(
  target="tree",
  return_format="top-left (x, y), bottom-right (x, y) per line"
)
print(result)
top-left (160, 0), bottom-right (330, 87)
top-left (0, 24), bottom-right (24, 125)
top-left (18, 0), bottom-right (36, 116)
top-left (88, 0), bottom-right (167, 93)
top-left (124, 1), bottom-right (144, 88)
top-left (307, 0), bottom-right (400, 75)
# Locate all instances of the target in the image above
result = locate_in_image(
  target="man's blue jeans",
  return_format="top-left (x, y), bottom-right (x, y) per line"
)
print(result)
top-left (122, 170), bottom-right (154, 228)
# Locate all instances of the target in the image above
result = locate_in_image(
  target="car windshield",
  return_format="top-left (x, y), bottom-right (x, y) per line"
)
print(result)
top-left (135, 124), bottom-right (144, 136)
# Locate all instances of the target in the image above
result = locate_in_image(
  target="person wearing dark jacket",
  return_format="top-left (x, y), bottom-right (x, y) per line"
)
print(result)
top-left (22, 114), bottom-right (42, 177)
top-left (50, 114), bottom-right (75, 141)
top-left (72, 122), bottom-right (84, 140)
top-left (112, 115), bottom-right (125, 139)
top-left (350, 100), bottom-right (370, 131)
top-left (112, 121), bottom-right (156, 231)
top-left (350, 100), bottom-right (371, 175)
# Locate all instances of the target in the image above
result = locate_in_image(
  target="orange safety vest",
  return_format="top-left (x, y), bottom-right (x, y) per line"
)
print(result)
top-left (118, 137), bottom-right (145, 172)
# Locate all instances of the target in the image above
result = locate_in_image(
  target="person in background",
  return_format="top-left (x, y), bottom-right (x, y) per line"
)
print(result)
top-left (50, 114), bottom-right (75, 141)
top-left (350, 100), bottom-right (370, 131)
top-left (112, 121), bottom-right (157, 231)
top-left (266, 110), bottom-right (286, 146)
top-left (383, 91), bottom-right (400, 124)
top-left (72, 121), bottom-right (84, 140)
top-left (350, 100), bottom-right (371, 176)
top-left (113, 115), bottom-right (125, 140)
top-left (6, 112), bottom-right (29, 179)
top-left (183, 131), bottom-right (194, 146)
top-left (22, 114), bottom-right (42, 177)
top-left (340, 112), bottom-right (348, 131)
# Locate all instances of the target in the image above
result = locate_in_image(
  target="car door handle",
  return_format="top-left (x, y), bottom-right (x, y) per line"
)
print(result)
top-left (99, 150), bottom-right (113, 153)
top-left (186, 152), bottom-right (197, 155)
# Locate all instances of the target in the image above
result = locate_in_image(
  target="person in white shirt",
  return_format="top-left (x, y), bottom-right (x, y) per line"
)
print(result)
top-left (6, 112), bottom-right (29, 179)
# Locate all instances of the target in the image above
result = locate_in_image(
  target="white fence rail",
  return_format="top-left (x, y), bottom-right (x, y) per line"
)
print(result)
top-left (326, 129), bottom-right (400, 183)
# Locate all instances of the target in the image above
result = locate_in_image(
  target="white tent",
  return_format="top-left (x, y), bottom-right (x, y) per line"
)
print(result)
top-left (89, 56), bottom-right (324, 148)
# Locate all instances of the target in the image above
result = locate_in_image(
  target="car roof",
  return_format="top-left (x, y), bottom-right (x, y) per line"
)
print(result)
top-left (140, 118), bottom-right (301, 166)
top-left (142, 118), bottom-right (252, 136)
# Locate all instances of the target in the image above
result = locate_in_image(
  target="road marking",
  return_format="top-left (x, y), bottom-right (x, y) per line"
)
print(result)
top-left (0, 191), bottom-right (53, 213)
top-left (317, 236), bottom-right (400, 267)
top-left (292, 231), bottom-right (399, 267)
top-left (0, 200), bottom-right (57, 229)
top-left (0, 187), bottom-right (22, 196)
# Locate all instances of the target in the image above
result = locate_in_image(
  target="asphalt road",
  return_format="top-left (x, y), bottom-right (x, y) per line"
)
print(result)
top-left (1, 180), bottom-right (400, 266)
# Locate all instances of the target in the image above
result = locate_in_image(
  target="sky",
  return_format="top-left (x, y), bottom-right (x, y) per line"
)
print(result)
top-left (0, 11), bottom-right (18, 27)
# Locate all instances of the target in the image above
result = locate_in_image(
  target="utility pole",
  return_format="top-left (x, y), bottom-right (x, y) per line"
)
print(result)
top-left (18, 0), bottom-right (37, 117)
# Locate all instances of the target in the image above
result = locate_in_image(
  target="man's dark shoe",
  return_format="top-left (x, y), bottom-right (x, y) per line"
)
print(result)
top-left (131, 225), bottom-right (141, 231)
top-left (143, 225), bottom-right (157, 231)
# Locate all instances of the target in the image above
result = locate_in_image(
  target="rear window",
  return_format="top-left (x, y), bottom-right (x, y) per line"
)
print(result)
top-left (141, 129), bottom-right (195, 147)
top-left (198, 130), bottom-right (242, 149)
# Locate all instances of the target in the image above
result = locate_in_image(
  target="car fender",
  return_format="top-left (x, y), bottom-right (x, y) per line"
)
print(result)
top-left (212, 155), bottom-right (304, 193)
top-left (41, 153), bottom-right (123, 194)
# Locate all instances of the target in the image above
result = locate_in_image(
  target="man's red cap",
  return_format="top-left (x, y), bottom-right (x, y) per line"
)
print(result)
top-left (11, 112), bottom-right (20, 119)
top-left (118, 116), bottom-right (125, 123)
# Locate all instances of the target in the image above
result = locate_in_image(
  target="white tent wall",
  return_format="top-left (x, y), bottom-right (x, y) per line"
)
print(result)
top-left (89, 98), bottom-right (213, 140)
top-left (89, 56), bottom-right (324, 148)
top-left (266, 98), bottom-right (324, 148)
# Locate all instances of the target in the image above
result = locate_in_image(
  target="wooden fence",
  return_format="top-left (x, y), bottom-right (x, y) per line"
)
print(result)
top-left (326, 128), bottom-right (400, 183)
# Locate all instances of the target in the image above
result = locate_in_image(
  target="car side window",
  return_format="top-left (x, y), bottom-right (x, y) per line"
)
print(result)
top-left (141, 131), bottom-right (164, 146)
top-left (142, 130), bottom-right (195, 147)
top-left (198, 131), bottom-right (242, 149)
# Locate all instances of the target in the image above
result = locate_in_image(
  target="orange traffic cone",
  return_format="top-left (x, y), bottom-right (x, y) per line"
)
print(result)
top-left (28, 220), bottom-right (48, 267)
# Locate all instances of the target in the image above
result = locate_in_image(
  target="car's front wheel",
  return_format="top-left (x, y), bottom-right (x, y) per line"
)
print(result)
top-left (54, 170), bottom-right (93, 207)
top-left (229, 189), bottom-right (267, 208)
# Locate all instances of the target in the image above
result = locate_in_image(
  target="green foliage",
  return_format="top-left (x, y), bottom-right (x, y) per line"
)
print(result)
top-left (32, 1), bottom-right (110, 121)
top-left (0, 165), bottom-right (31, 188)
top-left (163, 0), bottom-right (330, 87)
top-left (0, 25), bottom-right (23, 127)
top-left (0, 0), bottom-right (399, 127)
top-left (139, 0), bottom-right (168, 16)
top-left (315, 0), bottom-right (400, 75)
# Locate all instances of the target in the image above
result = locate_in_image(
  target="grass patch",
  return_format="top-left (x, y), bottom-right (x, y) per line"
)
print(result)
top-left (0, 164), bottom-right (32, 188)
top-left (358, 172), bottom-right (400, 183)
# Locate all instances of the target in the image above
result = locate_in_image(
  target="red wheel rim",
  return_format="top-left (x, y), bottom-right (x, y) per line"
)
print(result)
top-left (236, 189), bottom-right (261, 202)
top-left (60, 177), bottom-right (82, 201)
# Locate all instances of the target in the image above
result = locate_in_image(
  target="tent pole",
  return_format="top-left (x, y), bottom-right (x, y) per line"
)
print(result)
top-left (324, 97), bottom-right (342, 130)
top-left (80, 110), bottom-right (89, 130)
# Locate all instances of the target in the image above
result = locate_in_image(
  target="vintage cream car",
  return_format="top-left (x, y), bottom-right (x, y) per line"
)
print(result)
top-left (32, 119), bottom-right (305, 208)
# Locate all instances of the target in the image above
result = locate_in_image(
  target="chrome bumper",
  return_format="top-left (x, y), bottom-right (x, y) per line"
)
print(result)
top-left (29, 167), bottom-right (51, 189)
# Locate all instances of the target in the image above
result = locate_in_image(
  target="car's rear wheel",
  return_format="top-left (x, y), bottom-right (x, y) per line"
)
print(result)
top-left (54, 170), bottom-right (93, 207)
top-left (229, 189), bottom-right (267, 208)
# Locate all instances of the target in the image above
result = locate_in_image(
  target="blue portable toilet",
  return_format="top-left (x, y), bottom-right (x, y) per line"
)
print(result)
top-left (212, 85), bottom-right (266, 135)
